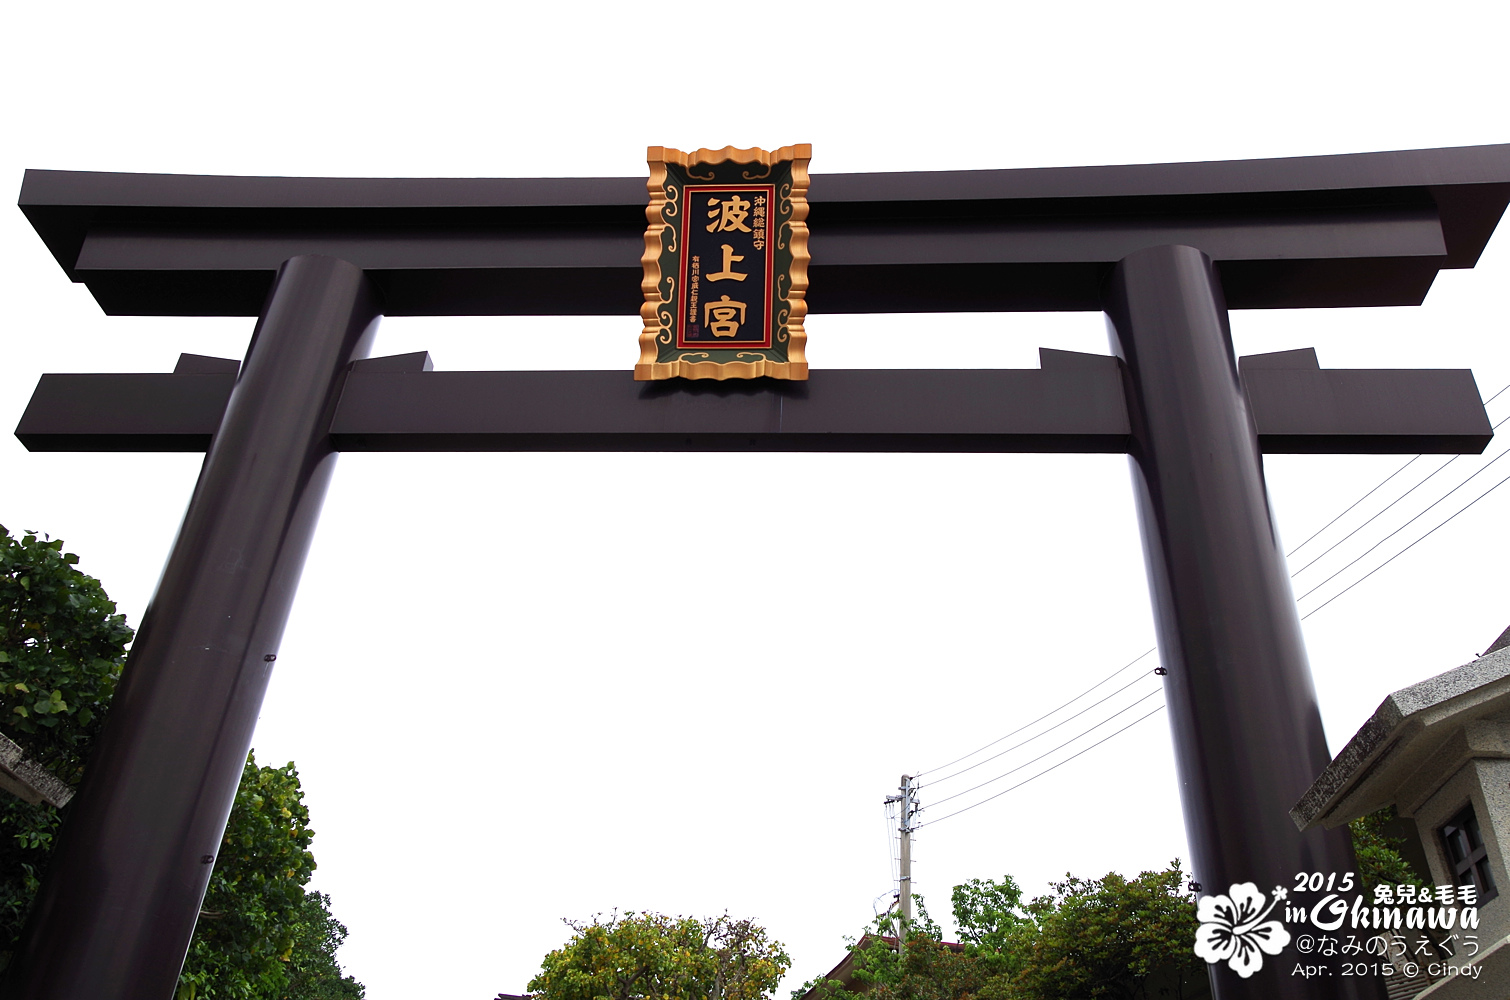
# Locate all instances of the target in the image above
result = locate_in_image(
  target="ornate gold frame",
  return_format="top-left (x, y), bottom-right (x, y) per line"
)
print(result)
top-left (637, 144), bottom-right (810, 380)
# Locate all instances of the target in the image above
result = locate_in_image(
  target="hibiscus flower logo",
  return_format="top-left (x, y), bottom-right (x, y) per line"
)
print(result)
top-left (1193, 883), bottom-right (1291, 977)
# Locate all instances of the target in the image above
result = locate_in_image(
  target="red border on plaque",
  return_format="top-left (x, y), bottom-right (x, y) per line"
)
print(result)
top-left (678, 184), bottom-right (776, 350)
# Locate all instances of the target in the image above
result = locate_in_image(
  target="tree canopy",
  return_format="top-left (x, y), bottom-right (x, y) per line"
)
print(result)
top-left (1349, 806), bottom-right (1429, 893)
top-left (529, 911), bottom-right (791, 1000)
top-left (0, 525), bottom-right (361, 999)
top-left (950, 876), bottom-right (1031, 969)
top-left (0, 526), bottom-right (131, 965)
top-left (804, 822), bottom-right (1426, 1000)
top-left (281, 890), bottom-right (365, 1000)
top-left (1010, 866), bottom-right (1204, 1000)
top-left (0, 526), bottom-right (131, 786)
top-left (176, 754), bottom-right (363, 1000)
top-left (798, 862), bottom-right (1206, 1000)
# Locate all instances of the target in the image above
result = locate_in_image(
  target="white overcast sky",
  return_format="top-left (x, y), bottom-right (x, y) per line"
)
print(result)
top-left (3, 2), bottom-right (1509, 998)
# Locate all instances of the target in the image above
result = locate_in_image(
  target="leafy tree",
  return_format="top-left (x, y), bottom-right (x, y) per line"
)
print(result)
top-left (949, 877), bottom-right (1032, 977)
top-left (0, 527), bottom-right (132, 785)
top-left (843, 938), bottom-right (985, 1000)
top-left (529, 911), bottom-right (790, 1000)
top-left (0, 795), bottom-right (57, 962)
top-left (177, 754), bottom-right (363, 1000)
top-left (177, 754), bottom-right (316, 999)
top-left (0, 526), bottom-right (360, 998)
top-left (1349, 806), bottom-right (1429, 893)
top-left (0, 526), bottom-right (132, 967)
top-left (282, 891), bottom-right (365, 1000)
top-left (1012, 863), bottom-right (1204, 1000)
top-left (797, 863), bottom-right (1204, 1000)
top-left (950, 877), bottom-right (1026, 953)
top-left (802, 829), bottom-right (1420, 1000)
top-left (797, 817), bottom-right (1429, 1000)
top-left (792, 898), bottom-right (991, 1000)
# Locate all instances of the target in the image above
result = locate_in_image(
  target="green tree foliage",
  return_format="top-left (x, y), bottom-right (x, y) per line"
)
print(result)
top-left (282, 891), bottom-right (365, 1000)
top-left (0, 796), bottom-right (57, 964)
top-left (812, 899), bottom-right (1000, 1000)
top-left (0, 526), bottom-right (132, 966)
top-left (1012, 864), bottom-right (1204, 1000)
top-left (0, 527), bottom-right (132, 785)
top-left (0, 526), bottom-right (360, 998)
top-left (950, 878), bottom-right (1031, 976)
top-left (1349, 806), bottom-right (1429, 893)
top-left (529, 911), bottom-right (791, 1000)
top-left (177, 755), bottom-right (363, 1000)
top-left (179, 755), bottom-right (316, 998)
top-left (798, 862), bottom-right (1204, 1000)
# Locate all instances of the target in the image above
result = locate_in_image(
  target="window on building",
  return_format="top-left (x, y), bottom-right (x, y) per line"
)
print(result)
top-left (1440, 803), bottom-right (1498, 903)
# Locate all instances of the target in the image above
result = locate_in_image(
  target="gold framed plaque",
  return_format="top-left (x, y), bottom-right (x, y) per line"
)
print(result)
top-left (637, 144), bottom-right (810, 380)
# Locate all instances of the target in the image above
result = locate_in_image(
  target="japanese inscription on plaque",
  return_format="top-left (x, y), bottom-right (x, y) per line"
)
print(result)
top-left (637, 144), bottom-right (810, 380)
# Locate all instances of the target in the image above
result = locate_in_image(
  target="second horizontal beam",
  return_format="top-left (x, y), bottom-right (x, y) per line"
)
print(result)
top-left (15, 364), bottom-right (1493, 455)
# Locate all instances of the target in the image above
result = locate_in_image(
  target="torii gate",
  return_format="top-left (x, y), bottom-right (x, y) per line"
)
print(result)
top-left (9, 145), bottom-right (1509, 1000)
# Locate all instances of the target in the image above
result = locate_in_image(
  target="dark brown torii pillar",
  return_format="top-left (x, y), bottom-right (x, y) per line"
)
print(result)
top-left (6, 256), bottom-right (380, 999)
top-left (1109, 245), bottom-right (1358, 998)
top-left (9, 145), bottom-right (1510, 1000)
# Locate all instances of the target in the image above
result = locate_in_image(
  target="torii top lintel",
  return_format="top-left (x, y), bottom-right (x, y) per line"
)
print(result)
top-left (19, 143), bottom-right (1510, 318)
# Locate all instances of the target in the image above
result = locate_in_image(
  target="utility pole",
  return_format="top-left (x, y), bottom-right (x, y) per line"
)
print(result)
top-left (885, 774), bottom-right (917, 948)
top-left (899, 774), bottom-right (913, 931)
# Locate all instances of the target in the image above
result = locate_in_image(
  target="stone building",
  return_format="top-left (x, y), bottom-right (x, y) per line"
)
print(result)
top-left (0, 730), bottom-right (73, 808)
top-left (1292, 631), bottom-right (1510, 998)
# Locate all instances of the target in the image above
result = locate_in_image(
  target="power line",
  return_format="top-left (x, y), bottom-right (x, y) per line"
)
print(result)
top-left (1301, 468), bottom-right (1510, 620)
top-left (1295, 442), bottom-right (1510, 603)
top-left (883, 798), bottom-right (900, 886)
top-left (1291, 454), bottom-right (1456, 577)
top-left (911, 648), bottom-right (1156, 780)
top-left (1285, 456), bottom-right (1420, 558)
top-left (919, 704), bottom-right (1166, 828)
top-left (920, 669), bottom-right (1162, 788)
top-left (903, 380), bottom-right (1510, 821)
top-left (1290, 406), bottom-right (1510, 576)
top-left (917, 459), bottom-right (1510, 822)
top-left (924, 687), bottom-right (1163, 810)
top-left (1287, 383), bottom-right (1506, 563)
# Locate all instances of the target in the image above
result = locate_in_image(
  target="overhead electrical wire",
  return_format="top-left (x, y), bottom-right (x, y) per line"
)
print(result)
top-left (924, 687), bottom-right (1163, 810)
top-left (902, 380), bottom-right (1510, 826)
top-left (1286, 382), bottom-right (1508, 561)
top-left (1285, 456), bottom-right (1420, 558)
top-left (1301, 468), bottom-right (1510, 621)
top-left (1290, 411), bottom-right (1510, 578)
top-left (881, 797), bottom-right (893, 888)
top-left (910, 648), bottom-right (1156, 781)
top-left (917, 448), bottom-right (1510, 823)
top-left (919, 669), bottom-right (1162, 788)
top-left (919, 704), bottom-right (1167, 828)
top-left (1295, 441), bottom-right (1510, 603)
